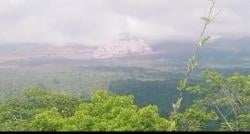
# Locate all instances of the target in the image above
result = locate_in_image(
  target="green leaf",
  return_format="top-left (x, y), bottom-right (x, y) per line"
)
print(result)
top-left (202, 36), bottom-right (211, 45)
top-left (169, 121), bottom-right (176, 131)
top-left (198, 36), bottom-right (211, 47)
top-left (172, 97), bottom-right (183, 114)
top-left (200, 17), bottom-right (211, 24)
top-left (185, 85), bottom-right (202, 94)
top-left (191, 56), bottom-right (198, 68)
top-left (177, 80), bottom-right (186, 91)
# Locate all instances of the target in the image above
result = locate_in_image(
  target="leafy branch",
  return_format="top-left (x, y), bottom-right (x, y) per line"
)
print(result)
top-left (172, 0), bottom-right (220, 115)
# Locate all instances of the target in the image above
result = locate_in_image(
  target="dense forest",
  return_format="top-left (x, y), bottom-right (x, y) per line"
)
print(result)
top-left (109, 79), bottom-right (197, 116)
top-left (0, 70), bottom-right (249, 131)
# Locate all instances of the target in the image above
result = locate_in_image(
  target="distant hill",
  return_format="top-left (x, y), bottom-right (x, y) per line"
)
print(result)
top-left (0, 37), bottom-right (249, 67)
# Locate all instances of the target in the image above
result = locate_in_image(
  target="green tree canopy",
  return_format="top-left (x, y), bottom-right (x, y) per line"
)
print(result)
top-left (0, 88), bottom-right (175, 131)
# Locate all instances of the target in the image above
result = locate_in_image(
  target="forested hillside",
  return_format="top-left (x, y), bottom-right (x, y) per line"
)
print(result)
top-left (0, 71), bottom-right (249, 131)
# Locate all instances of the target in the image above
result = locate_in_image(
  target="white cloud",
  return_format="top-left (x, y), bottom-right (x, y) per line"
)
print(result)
top-left (0, 0), bottom-right (249, 46)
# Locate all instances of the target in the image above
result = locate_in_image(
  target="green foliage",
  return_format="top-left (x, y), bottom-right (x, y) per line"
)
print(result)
top-left (198, 36), bottom-right (211, 48)
top-left (200, 17), bottom-right (212, 24)
top-left (0, 98), bottom-right (32, 123)
top-left (185, 84), bottom-right (202, 94)
top-left (183, 70), bottom-right (250, 131)
top-left (220, 113), bottom-right (250, 131)
top-left (0, 71), bottom-right (249, 132)
top-left (177, 80), bottom-right (186, 91)
top-left (0, 89), bottom-right (175, 131)
top-left (172, 97), bottom-right (182, 115)
top-left (65, 90), bottom-right (174, 131)
top-left (173, 101), bottom-right (218, 131)
top-left (173, 0), bottom-right (218, 116)
top-left (30, 108), bottom-right (64, 131)
top-left (20, 88), bottom-right (82, 117)
top-left (201, 70), bottom-right (250, 108)
top-left (0, 119), bottom-right (31, 131)
top-left (0, 88), bottom-right (81, 131)
top-left (109, 79), bottom-right (196, 116)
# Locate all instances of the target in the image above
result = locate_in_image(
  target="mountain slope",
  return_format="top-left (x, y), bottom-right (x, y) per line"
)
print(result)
top-left (93, 33), bottom-right (152, 59)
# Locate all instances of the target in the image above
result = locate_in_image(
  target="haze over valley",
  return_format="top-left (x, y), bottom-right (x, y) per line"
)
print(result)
top-left (0, 0), bottom-right (249, 131)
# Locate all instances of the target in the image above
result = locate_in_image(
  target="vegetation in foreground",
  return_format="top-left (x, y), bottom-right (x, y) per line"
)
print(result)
top-left (0, 70), bottom-right (249, 131)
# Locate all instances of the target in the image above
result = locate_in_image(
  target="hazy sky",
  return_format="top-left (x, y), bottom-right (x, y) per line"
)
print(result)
top-left (0, 0), bottom-right (249, 46)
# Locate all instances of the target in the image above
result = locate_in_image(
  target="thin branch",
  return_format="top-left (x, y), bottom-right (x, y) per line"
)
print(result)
top-left (211, 9), bottom-right (223, 21)
top-left (198, 0), bottom-right (215, 39)
top-left (185, 0), bottom-right (216, 87)
top-left (175, 0), bottom-right (218, 112)
top-left (214, 104), bottom-right (233, 131)
top-left (225, 110), bottom-right (234, 118)
top-left (221, 84), bottom-right (239, 131)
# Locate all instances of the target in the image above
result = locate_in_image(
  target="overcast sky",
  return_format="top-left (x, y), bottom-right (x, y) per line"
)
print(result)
top-left (0, 0), bottom-right (249, 46)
